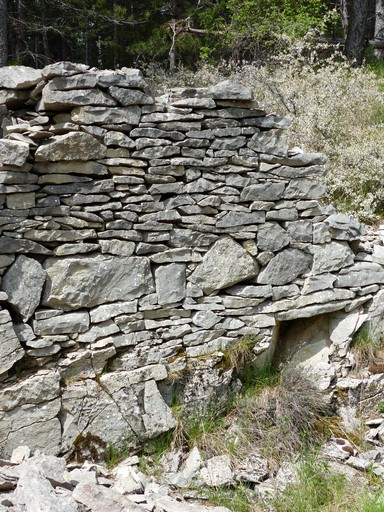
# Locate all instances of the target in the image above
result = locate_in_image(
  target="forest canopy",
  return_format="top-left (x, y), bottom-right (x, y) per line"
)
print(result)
top-left (0, 1), bottom-right (382, 69)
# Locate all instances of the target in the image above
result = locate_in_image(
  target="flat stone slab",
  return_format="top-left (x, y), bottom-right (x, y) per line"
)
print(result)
top-left (42, 254), bottom-right (154, 309)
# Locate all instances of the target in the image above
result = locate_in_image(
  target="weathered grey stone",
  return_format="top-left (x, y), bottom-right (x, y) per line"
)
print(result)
top-left (40, 86), bottom-right (117, 110)
top-left (0, 237), bottom-right (51, 255)
top-left (155, 264), bottom-right (186, 305)
top-left (42, 61), bottom-right (89, 78)
top-left (109, 86), bottom-right (153, 105)
top-left (99, 240), bottom-right (135, 256)
top-left (0, 309), bottom-right (24, 375)
top-left (33, 311), bottom-right (89, 335)
top-left (200, 455), bottom-right (233, 487)
top-left (258, 248), bottom-right (312, 285)
top-left (2, 255), bottom-right (46, 322)
top-left (16, 466), bottom-right (78, 512)
top-left (257, 222), bottom-right (290, 252)
top-left (90, 301), bottom-right (137, 323)
top-left (190, 238), bottom-right (259, 293)
top-left (104, 131), bottom-right (135, 148)
top-left (240, 182), bottom-right (285, 201)
top-left (208, 81), bottom-right (253, 100)
top-left (326, 213), bottom-right (364, 241)
top-left (42, 254), bottom-right (155, 309)
top-left (284, 178), bottom-right (327, 199)
top-left (302, 273), bottom-right (336, 295)
top-left (216, 211), bottom-right (265, 228)
top-left (0, 370), bottom-right (61, 457)
top-left (336, 262), bottom-right (384, 287)
top-left (248, 130), bottom-right (288, 156)
top-left (0, 140), bottom-right (29, 167)
top-left (0, 66), bottom-right (42, 88)
top-left (73, 481), bottom-right (148, 512)
top-left (285, 220), bottom-right (312, 242)
top-left (142, 379), bottom-right (176, 437)
top-left (35, 132), bottom-right (107, 161)
top-left (71, 105), bottom-right (141, 125)
top-left (311, 241), bottom-right (354, 274)
top-left (192, 310), bottom-right (220, 328)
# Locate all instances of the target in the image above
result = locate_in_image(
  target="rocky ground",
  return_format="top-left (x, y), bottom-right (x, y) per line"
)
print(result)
top-left (2, 358), bottom-right (384, 512)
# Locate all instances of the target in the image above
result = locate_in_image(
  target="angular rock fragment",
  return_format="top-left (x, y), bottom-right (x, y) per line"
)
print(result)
top-left (0, 309), bottom-right (25, 375)
top-left (190, 238), bottom-right (259, 293)
top-left (2, 255), bottom-right (46, 321)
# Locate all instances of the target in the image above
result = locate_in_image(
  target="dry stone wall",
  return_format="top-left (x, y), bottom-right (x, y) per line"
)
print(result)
top-left (0, 62), bottom-right (384, 458)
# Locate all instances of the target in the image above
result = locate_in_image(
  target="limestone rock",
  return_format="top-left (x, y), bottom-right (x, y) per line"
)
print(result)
top-left (258, 248), bottom-right (312, 285)
top-left (33, 311), bottom-right (90, 335)
top-left (42, 254), bottom-right (154, 309)
top-left (0, 370), bottom-right (61, 457)
top-left (0, 140), bottom-right (29, 167)
top-left (71, 106), bottom-right (141, 125)
top-left (2, 255), bottom-right (46, 321)
top-left (40, 85), bottom-right (117, 110)
top-left (73, 481), bottom-right (148, 511)
top-left (142, 380), bottom-right (176, 438)
top-left (155, 263), bottom-right (186, 305)
top-left (109, 86), bottom-right (154, 106)
top-left (200, 455), bottom-right (233, 487)
top-left (35, 132), bottom-right (107, 161)
top-left (16, 466), bottom-right (78, 512)
top-left (311, 241), bottom-right (355, 274)
top-left (336, 262), bottom-right (384, 288)
top-left (42, 61), bottom-right (90, 78)
top-left (257, 222), bottom-right (290, 252)
top-left (208, 81), bottom-right (253, 101)
top-left (0, 309), bottom-right (25, 376)
top-left (190, 238), bottom-right (259, 293)
top-left (0, 66), bottom-right (42, 89)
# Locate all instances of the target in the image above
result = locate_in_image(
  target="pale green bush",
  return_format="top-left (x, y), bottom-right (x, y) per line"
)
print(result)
top-left (148, 43), bottom-right (384, 220)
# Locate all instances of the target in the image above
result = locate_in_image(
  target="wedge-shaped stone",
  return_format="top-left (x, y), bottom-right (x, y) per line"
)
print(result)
top-left (216, 211), bottom-right (265, 228)
top-left (0, 310), bottom-right (25, 376)
top-left (258, 248), bottom-right (312, 285)
top-left (240, 182), bottom-right (285, 202)
top-left (42, 254), bottom-right (154, 309)
top-left (190, 237), bottom-right (259, 294)
top-left (0, 140), bottom-right (29, 167)
top-left (257, 222), bottom-right (290, 252)
top-left (35, 132), bottom-right (107, 162)
top-left (2, 255), bottom-right (46, 322)
top-left (42, 61), bottom-right (89, 78)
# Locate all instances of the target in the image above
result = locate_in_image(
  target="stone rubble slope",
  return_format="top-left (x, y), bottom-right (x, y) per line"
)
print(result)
top-left (0, 62), bottom-right (383, 459)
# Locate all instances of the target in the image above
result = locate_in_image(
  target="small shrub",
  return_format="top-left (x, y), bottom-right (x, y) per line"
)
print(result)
top-left (351, 324), bottom-right (384, 369)
top-left (272, 453), bottom-right (347, 512)
top-left (205, 484), bottom-right (254, 512)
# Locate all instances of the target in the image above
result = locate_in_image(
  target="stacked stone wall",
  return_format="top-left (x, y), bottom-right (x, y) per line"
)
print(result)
top-left (0, 62), bottom-right (383, 458)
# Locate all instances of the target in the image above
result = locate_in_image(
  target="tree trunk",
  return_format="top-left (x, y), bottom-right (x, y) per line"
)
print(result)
top-left (374, 0), bottom-right (384, 58)
top-left (344, 0), bottom-right (370, 64)
top-left (0, 0), bottom-right (7, 66)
